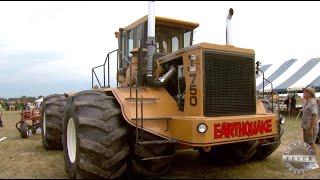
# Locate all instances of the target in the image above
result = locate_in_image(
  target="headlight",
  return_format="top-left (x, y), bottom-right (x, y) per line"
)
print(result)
top-left (197, 123), bottom-right (208, 133)
top-left (280, 115), bottom-right (286, 125)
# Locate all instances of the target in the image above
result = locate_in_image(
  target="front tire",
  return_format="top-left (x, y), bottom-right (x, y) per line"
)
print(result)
top-left (63, 90), bottom-right (129, 179)
top-left (251, 99), bottom-right (284, 160)
top-left (251, 127), bottom-right (283, 160)
top-left (199, 140), bottom-right (259, 165)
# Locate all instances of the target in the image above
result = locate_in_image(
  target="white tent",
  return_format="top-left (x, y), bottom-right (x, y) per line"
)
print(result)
top-left (262, 59), bottom-right (306, 91)
top-left (275, 58), bottom-right (320, 92)
top-left (256, 59), bottom-right (297, 91)
top-left (257, 58), bottom-right (320, 93)
top-left (289, 62), bottom-right (320, 89)
top-left (34, 97), bottom-right (43, 109)
top-left (256, 62), bottom-right (281, 89)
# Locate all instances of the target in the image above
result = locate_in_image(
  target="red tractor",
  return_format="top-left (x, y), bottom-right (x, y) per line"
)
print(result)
top-left (16, 106), bottom-right (42, 138)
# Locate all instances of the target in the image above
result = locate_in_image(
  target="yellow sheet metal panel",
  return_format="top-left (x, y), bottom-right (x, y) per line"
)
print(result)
top-left (158, 42), bottom-right (254, 65)
top-left (170, 114), bottom-right (277, 146)
top-left (111, 87), bottom-right (278, 147)
top-left (107, 41), bottom-right (270, 147)
top-left (183, 48), bottom-right (204, 116)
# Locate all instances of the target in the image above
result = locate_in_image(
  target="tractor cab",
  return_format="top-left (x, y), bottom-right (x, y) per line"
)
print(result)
top-left (117, 16), bottom-right (199, 67)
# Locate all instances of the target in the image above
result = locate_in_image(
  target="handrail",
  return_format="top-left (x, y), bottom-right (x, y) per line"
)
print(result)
top-left (91, 49), bottom-right (131, 89)
top-left (263, 78), bottom-right (274, 112)
top-left (135, 87), bottom-right (144, 143)
top-left (92, 48), bottom-right (146, 144)
top-left (258, 69), bottom-right (274, 112)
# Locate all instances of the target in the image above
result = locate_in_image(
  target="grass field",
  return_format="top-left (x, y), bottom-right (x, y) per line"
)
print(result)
top-left (0, 111), bottom-right (319, 179)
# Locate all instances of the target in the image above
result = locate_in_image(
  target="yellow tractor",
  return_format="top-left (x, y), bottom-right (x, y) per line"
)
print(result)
top-left (41, 2), bottom-right (285, 178)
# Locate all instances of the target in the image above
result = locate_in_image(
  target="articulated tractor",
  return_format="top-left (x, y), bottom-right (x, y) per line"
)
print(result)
top-left (41, 2), bottom-right (285, 178)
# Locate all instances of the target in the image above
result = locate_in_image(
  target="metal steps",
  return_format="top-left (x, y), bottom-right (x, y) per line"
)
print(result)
top-left (142, 154), bottom-right (175, 161)
top-left (132, 117), bottom-right (171, 121)
top-left (137, 139), bottom-right (177, 145)
top-left (137, 139), bottom-right (177, 161)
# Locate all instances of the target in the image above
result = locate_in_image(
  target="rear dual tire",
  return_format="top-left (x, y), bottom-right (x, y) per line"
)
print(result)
top-left (41, 94), bottom-right (67, 150)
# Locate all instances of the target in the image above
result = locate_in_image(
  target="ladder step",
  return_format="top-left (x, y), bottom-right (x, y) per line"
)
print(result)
top-left (142, 155), bottom-right (175, 161)
top-left (138, 139), bottom-right (177, 145)
top-left (125, 97), bottom-right (160, 101)
top-left (261, 141), bottom-right (280, 146)
top-left (132, 117), bottom-right (171, 121)
top-left (125, 97), bottom-right (159, 104)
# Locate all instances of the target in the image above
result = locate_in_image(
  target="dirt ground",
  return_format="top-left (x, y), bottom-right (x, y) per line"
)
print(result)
top-left (0, 111), bottom-right (319, 179)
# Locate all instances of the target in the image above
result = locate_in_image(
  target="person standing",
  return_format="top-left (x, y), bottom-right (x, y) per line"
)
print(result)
top-left (316, 98), bottom-right (320, 144)
top-left (0, 104), bottom-right (4, 127)
top-left (302, 87), bottom-right (319, 155)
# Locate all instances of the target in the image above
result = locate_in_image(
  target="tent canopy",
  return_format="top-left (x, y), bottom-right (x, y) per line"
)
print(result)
top-left (34, 97), bottom-right (43, 103)
top-left (256, 59), bottom-right (296, 91)
top-left (257, 58), bottom-right (320, 93)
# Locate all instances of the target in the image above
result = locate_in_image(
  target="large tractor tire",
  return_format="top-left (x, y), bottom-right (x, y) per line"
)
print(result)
top-left (42, 94), bottom-right (67, 150)
top-left (129, 129), bottom-right (176, 177)
top-left (251, 99), bottom-right (284, 160)
top-left (62, 90), bottom-right (129, 179)
top-left (199, 140), bottom-right (259, 165)
top-left (251, 126), bottom-right (283, 160)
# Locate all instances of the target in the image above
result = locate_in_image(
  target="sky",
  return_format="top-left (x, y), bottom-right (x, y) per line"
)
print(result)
top-left (1, 1), bottom-right (320, 97)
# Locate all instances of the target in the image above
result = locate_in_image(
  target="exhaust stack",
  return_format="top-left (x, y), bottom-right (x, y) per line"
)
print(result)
top-left (147, 1), bottom-right (155, 37)
top-left (145, 1), bottom-right (164, 87)
top-left (226, 8), bottom-right (234, 45)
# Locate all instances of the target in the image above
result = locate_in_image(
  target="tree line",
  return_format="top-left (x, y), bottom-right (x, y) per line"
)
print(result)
top-left (0, 96), bottom-right (44, 110)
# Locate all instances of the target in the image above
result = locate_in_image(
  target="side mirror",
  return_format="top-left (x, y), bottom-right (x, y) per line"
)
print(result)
top-left (114, 31), bottom-right (120, 38)
top-left (256, 61), bottom-right (261, 75)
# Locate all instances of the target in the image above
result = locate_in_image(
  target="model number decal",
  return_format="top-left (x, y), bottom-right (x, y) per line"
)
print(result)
top-left (189, 60), bottom-right (197, 106)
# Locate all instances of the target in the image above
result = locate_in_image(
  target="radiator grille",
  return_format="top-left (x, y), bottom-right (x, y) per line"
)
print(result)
top-left (204, 51), bottom-right (256, 116)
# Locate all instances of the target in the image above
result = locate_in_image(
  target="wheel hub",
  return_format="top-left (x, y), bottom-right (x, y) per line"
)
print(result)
top-left (67, 118), bottom-right (77, 163)
top-left (42, 112), bottom-right (46, 135)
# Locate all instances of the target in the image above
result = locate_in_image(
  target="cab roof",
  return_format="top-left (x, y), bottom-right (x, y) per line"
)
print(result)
top-left (123, 15), bottom-right (200, 31)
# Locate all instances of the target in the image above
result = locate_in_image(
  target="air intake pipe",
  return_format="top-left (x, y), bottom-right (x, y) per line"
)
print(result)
top-left (226, 8), bottom-right (234, 45)
top-left (145, 1), bottom-right (171, 87)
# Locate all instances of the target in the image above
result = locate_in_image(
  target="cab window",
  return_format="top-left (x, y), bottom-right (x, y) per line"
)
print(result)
top-left (183, 31), bottom-right (191, 48)
top-left (126, 30), bottom-right (133, 57)
top-left (172, 36), bottom-right (179, 52)
top-left (124, 23), bottom-right (146, 58)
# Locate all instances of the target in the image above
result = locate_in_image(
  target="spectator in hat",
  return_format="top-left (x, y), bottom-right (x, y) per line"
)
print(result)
top-left (302, 87), bottom-right (319, 155)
